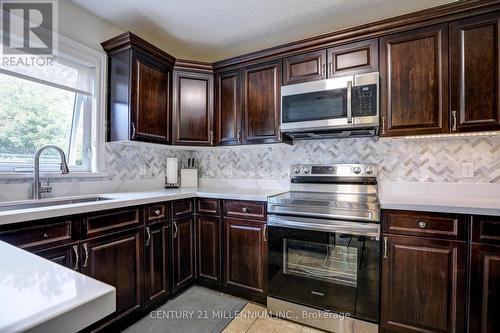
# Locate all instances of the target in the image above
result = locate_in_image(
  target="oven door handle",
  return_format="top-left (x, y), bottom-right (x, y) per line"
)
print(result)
top-left (346, 80), bottom-right (353, 124)
top-left (267, 215), bottom-right (380, 237)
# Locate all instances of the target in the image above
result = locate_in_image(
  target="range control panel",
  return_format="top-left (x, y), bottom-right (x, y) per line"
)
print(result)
top-left (290, 164), bottom-right (377, 177)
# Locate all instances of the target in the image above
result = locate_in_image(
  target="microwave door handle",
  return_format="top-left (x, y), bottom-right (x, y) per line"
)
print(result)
top-left (347, 80), bottom-right (353, 124)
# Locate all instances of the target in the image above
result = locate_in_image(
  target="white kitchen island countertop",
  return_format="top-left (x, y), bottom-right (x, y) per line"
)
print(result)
top-left (0, 241), bottom-right (115, 333)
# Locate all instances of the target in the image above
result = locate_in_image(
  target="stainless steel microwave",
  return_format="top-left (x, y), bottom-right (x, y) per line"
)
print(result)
top-left (280, 72), bottom-right (379, 137)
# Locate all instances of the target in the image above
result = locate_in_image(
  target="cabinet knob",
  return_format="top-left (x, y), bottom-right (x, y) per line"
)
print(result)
top-left (154, 209), bottom-right (161, 216)
top-left (43, 233), bottom-right (49, 239)
top-left (242, 207), bottom-right (248, 213)
top-left (418, 221), bottom-right (427, 229)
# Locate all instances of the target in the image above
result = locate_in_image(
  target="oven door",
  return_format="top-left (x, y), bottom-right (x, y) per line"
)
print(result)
top-left (281, 77), bottom-right (353, 132)
top-left (268, 214), bottom-right (380, 323)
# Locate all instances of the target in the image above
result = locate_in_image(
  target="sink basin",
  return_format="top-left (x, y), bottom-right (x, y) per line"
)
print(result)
top-left (0, 196), bottom-right (112, 212)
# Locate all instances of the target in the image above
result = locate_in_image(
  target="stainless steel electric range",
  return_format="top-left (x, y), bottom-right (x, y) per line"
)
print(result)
top-left (267, 164), bottom-right (380, 333)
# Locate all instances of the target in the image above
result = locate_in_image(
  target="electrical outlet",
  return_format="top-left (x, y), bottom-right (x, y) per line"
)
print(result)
top-left (139, 165), bottom-right (147, 176)
top-left (227, 165), bottom-right (233, 176)
top-left (461, 162), bottom-right (474, 178)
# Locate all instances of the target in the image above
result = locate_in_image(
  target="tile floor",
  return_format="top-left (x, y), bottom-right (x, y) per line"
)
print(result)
top-left (223, 303), bottom-right (326, 333)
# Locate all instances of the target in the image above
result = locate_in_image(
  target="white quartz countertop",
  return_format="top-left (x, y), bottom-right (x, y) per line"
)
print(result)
top-left (0, 241), bottom-right (115, 333)
top-left (0, 187), bottom-right (285, 225)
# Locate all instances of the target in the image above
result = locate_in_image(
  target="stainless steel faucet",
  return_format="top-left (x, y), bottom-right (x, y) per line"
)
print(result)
top-left (33, 145), bottom-right (70, 199)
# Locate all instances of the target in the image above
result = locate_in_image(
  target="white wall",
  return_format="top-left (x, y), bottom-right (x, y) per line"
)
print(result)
top-left (58, 0), bottom-right (124, 51)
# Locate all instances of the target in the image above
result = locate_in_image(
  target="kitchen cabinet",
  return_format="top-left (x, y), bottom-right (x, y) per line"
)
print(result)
top-left (380, 234), bottom-right (466, 333)
top-left (327, 38), bottom-right (378, 77)
top-left (223, 217), bottom-right (267, 298)
top-left (82, 227), bottom-right (144, 327)
top-left (172, 70), bottom-right (214, 146)
top-left (242, 60), bottom-right (282, 144)
top-left (450, 13), bottom-right (500, 132)
top-left (282, 49), bottom-right (327, 85)
top-left (215, 70), bottom-right (241, 145)
top-left (380, 24), bottom-right (449, 137)
top-left (102, 32), bottom-right (174, 144)
top-left (34, 242), bottom-right (79, 271)
top-left (196, 215), bottom-right (221, 284)
top-left (144, 222), bottom-right (170, 305)
top-left (172, 215), bottom-right (195, 292)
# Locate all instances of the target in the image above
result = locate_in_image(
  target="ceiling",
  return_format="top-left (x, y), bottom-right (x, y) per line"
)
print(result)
top-left (71, 0), bottom-right (458, 62)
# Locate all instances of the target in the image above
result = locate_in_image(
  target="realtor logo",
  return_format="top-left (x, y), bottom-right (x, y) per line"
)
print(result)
top-left (1, 0), bottom-right (57, 55)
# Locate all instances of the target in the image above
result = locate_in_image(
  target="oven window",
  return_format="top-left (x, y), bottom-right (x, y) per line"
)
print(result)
top-left (282, 89), bottom-right (347, 123)
top-left (284, 239), bottom-right (358, 287)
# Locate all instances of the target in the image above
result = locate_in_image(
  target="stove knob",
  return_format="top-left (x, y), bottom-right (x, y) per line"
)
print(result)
top-left (303, 167), bottom-right (310, 174)
top-left (352, 166), bottom-right (362, 174)
top-left (294, 167), bottom-right (301, 174)
top-left (365, 166), bottom-right (374, 175)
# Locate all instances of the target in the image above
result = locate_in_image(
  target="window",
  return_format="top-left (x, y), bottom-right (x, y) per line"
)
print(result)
top-left (0, 37), bottom-right (105, 174)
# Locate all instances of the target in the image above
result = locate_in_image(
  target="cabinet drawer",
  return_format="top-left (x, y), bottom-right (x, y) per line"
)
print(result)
top-left (0, 220), bottom-right (74, 250)
top-left (224, 200), bottom-right (266, 221)
top-left (84, 208), bottom-right (141, 237)
top-left (172, 199), bottom-right (194, 218)
top-left (196, 198), bottom-right (220, 216)
top-left (472, 215), bottom-right (500, 245)
top-left (145, 203), bottom-right (168, 223)
top-left (382, 210), bottom-right (465, 240)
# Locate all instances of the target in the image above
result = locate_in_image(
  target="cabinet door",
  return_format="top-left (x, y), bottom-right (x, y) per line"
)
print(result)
top-left (172, 71), bottom-right (214, 146)
top-left (131, 51), bottom-right (171, 144)
top-left (82, 228), bottom-right (143, 324)
top-left (144, 222), bottom-right (170, 305)
top-left (283, 49), bottom-right (327, 85)
top-left (242, 60), bottom-right (282, 144)
top-left (327, 39), bottom-right (378, 77)
top-left (196, 215), bottom-right (220, 284)
top-left (34, 242), bottom-right (79, 271)
top-left (223, 218), bottom-right (267, 297)
top-left (380, 24), bottom-right (449, 137)
top-left (172, 216), bottom-right (195, 292)
top-left (380, 234), bottom-right (466, 333)
top-left (469, 243), bottom-right (500, 333)
top-left (216, 70), bottom-right (241, 145)
top-left (450, 14), bottom-right (500, 132)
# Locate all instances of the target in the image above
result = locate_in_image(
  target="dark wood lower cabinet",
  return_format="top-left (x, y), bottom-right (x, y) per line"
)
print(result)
top-left (196, 215), bottom-right (220, 284)
top-left (223, 218), bottom-right (267, 298)
top-left (82, 227), bottom-right (144, 328)
top-left (34, 242), bottom-right (79, 271)
top-left (144, 222), bottom-right (170, 305)
top-left (469, 243), bottom-right (500, 333)
top-left (380, 234), bottom-right (466, 333)
top-left (172, 216), bottom-right (195, 292)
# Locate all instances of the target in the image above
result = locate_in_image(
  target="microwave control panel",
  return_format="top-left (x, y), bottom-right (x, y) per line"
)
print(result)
top-left (352, 84), bottom-right (377, 116)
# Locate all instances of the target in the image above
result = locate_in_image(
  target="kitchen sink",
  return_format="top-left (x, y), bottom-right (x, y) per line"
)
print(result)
top-left (0, 196), bottom-right (112, 212)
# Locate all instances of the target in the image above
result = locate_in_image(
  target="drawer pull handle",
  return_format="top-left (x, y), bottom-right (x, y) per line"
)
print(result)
top-left (43, 233), bottom-right (49, 239)
top-left (72, 245), bottom-right (79, 271)
top-left (153, 209), bottom-right (161, 216)
top-left (173, 221), bottom-right (178, 239)
top-left (418, 221), bottom-right (427, 229)
top-left (83, 243), bottom-right (89, 268)
top-left (242, 207), bottom-right (248, 213)
top-left (263, 224), bottom-right (267, 242)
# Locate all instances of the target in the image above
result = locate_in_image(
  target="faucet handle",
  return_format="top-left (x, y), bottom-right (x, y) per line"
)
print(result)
top-left (40, 177), bottom-right (52, 194)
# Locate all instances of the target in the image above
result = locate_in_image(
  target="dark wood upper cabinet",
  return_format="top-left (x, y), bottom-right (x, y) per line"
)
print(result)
top-left (450, 13), bottom-right (500, 133)
top-left (282, 49), bottom-right (327, 85)
top-left (327, 39), bottom-right (378, 77)
top-left (380, 234), bottom-right (466, 333)
top-left (102, 32), bottom-right (174, 144)
top-left (380, 24), bottom-right (449, 137)
top-left (144, 222), bottom-right (170, 305)
top-left (172, 70), bottom-right (214, 146)
top-left (242, 60), bottom-right (282, 144)
top-left (82, 227), bottom-right (144, 326)
top-left (196, 215), bottom-right (220, 284)
top-left (215, 70), bottom-right (241, 145)
top-left (223, 217), bottom-right (267, 297)
top-left (469, 243), bottom-right (500, 333)
top-left (172, 215), bottom-right (195, 292)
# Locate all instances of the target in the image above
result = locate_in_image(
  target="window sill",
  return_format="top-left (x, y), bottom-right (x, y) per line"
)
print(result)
top-left (0, 172), bottom-right (109, 180)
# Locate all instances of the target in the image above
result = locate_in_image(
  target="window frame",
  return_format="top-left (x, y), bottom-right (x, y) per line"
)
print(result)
top-left (0, 32), bottom-right (107, 178)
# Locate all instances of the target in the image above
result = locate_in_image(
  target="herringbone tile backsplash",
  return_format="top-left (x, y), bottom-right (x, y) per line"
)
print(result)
top-left (191, 136), bottom-right (500, 183)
